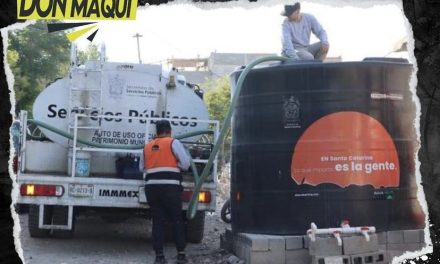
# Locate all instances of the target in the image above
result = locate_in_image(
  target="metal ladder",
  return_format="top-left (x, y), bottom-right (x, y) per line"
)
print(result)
top-left (67, 44), bottom-right (106, 178)
top-left (38, 44), bottom-right (107, 232)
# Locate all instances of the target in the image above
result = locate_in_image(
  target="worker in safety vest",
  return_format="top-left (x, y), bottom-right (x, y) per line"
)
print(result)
top-left (143, 120), bottom-right (190, 264)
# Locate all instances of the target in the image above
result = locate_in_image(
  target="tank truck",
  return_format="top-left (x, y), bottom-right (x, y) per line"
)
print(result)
top-left (15, 45), bottom-right (218, 242)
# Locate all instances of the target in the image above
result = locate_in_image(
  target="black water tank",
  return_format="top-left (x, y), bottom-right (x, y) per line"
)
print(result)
top-left (230, 59), bottom-right (424, 235)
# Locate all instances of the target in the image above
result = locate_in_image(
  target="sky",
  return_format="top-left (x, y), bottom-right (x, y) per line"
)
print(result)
top-left (76, 0), bottom-right (410, 64)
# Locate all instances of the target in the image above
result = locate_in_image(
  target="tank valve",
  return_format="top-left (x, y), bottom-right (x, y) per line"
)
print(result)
top-left (361, 227), bottom-right (370, 242)
top-left (333, 231), bottom-right (342, 246)
top-left (307, 222), bottom-right (318, 242)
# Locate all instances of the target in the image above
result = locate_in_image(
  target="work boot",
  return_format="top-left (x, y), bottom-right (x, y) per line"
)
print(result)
top-left (176, 253), bottom-right (188, 264)
top-left (154, 255), bottom-right (167, 264)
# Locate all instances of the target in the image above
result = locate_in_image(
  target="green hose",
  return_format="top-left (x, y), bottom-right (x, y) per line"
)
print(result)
top-left (28, 119), bottom-right (213, 149)
top-left (186, 56), bottom-right (289, 219)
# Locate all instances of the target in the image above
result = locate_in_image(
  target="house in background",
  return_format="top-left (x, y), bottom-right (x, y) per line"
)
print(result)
top-left (207, 52), bottom-right (276, 77)
top-left (167, 57), bottom-right (211, 85)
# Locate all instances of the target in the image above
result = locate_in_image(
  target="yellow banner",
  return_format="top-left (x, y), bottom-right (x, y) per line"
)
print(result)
top-left (17, 0), bottom-right (137, 20)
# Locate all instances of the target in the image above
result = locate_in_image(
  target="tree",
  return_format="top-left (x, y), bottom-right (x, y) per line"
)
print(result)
top-left (77, 44), bottom-right (100, 65)
top-left (203, 75), bottom-right (232, 167)
top-left (7, 21), bottom-right (70, 115)
top-left (204, 75), bottom-right (231, 124)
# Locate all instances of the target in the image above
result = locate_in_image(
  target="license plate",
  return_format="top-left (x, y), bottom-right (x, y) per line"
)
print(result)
top-left (69, 184), bottom-right (94, 197)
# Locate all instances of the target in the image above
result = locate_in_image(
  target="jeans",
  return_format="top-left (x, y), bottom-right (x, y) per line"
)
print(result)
top-left (296, 42), bottom-right (328, 60)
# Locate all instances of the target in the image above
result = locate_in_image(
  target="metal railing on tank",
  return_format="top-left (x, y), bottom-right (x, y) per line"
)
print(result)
top-left (21, 113), bottom-right (219, 188)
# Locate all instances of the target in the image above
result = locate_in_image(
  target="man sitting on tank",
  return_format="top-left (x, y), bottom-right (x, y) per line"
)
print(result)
top-left (281, 2), bottom-right (329, 60)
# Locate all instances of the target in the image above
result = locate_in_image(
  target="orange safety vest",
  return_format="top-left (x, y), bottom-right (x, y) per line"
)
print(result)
top-left (144, 137), bottom-right (179, 174)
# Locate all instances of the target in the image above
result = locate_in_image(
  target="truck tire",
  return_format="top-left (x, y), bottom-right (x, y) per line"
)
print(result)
top-left (28, 205), bottom-right (52, 238)
top-left (52, 205), bottom-right (75, 239)
top-left (220, 198), bottom-right (231, 224)
top-left (185, 211), bottom-right (205, 243)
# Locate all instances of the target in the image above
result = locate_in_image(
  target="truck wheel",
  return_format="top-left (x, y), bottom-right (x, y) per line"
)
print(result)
top-left (28, 205), bottom-right (52, 238)
top-left (52, 205), bottom-right (75, 239)
top-left (185, 211), bottom-right (205, 243)
top-left (220, 198), bottom-right (231, 224)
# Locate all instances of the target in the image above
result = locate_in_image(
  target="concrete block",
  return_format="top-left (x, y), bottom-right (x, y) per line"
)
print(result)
top-left (285, 249), bottom-right (311, 264)
top-left (233, 233), bottom-right (287, 264)
top-left (248, 245), bottom-right (286, 264)
top-left (350, 250), bottom-right (386, 264)
top-left (403, 230), bottom-right (422, 243)
top-left (268, 236), bottom-right (286, 252)
top-left (378, 244), bottom-right (387, 252)
top-left (309, 236), bottom-right (342, 256)
top-left (244, 244), bottom-right (251, 264)
top-left (234, 238), bottom-right (251, 261)
top-left (374, 250), bottom-right (387, 264)
top-left (400, 243), bottom-right (423, 253)
top-left (285, 236), bottom-right (304, 250)
top-left (233, 240), bottom-right (245, 260)
top-left (312, 255), bottom-right (350, 264)
top-left (387, 243), bottom-right (422, 252)
top-left (376, 232), bottom-right (387, 245)
top-left (387, 243), bottom-right (407, 251)
top-left (233, 244), bottom-right (245, 263)
top-left (420, 229), bottom-right (427, 243)
top-left (303, 236), bottom-right (310, 249)
top-left (236, 233), bottom-right (269, 251)
top-left (342, 234), bottom-right (379, 255)
top-left (387, 230), bottom-right (404, 244)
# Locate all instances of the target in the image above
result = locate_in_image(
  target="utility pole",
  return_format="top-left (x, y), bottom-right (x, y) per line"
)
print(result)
top-left (133, 33), bottom-right (143, 64)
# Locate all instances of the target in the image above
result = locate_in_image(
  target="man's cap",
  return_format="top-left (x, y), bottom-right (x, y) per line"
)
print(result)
top-left (281, 3), bottom-right (301, 17)
top-left (156, 120), bottom-right (172, 132)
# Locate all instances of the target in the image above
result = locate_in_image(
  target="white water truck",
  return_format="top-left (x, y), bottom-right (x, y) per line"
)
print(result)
top-left (15, 45), bottom-right (219, 242)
